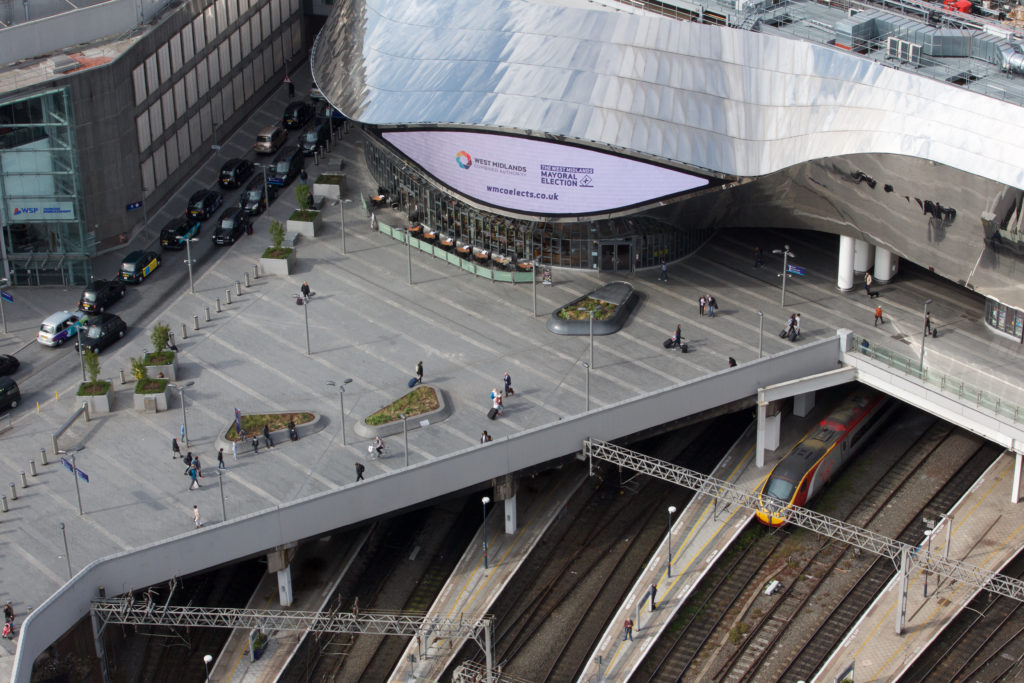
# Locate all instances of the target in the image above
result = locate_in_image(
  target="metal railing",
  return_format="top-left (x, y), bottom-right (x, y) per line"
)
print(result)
top-left (850, 334), bottom-right (1024, 424)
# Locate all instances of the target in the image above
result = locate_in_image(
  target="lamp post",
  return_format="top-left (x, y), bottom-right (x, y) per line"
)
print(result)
top-left (59, 522), bottom-right (72, 579)
top-left (327, 379), bottom-right (353, 445)
top-left (254, 163), bottom-right (272, 211)
top-left (923, 517), bottom-right (935, 597)
top-left (169, 381), bottom-right (195, 447)
top-left (666, 505), bottom-right (677, 577)
top-left (293, 294), bottom-right (310, 356)
top-left (481, 496), bottom-right (491, 569)
top-left (577, 307), bottom-right (594, 368)
top-left (203, 654), bottom-right (213, 681)
top-left (401, 413), bottom-right (409, 467)
top-left (57, 450), bottom-right (84, 515)
top-left (582, 361), bottom-right (591, 412)
top-left (772, 244), bottom-right (795, 307)
top-left (757, 310), bottom-right (764, 358)
top-left (75, 324), bottom-right (86, 382)
top-left (920, 298), bottom-right (933, 372)
top-left (339, 198), bottom-right (353, 254)
top-left (184, 237), bottom-right (200, 294)
top-left (0, 277), bottom-right (8, 333)
top-left (406, 224), bottom-right (414, 285)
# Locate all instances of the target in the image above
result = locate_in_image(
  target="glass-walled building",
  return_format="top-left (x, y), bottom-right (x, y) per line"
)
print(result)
top-left (0, 88), bottom-right (89, 286)
top-left (363, 131), bottom-right (713, 272)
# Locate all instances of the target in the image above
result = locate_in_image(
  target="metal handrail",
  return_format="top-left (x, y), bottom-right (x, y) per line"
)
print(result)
top-left (850, 334), bottom-right (1024, 424)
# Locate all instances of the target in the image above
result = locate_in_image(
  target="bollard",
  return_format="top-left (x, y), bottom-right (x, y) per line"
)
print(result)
top-left (216, 298), bottom-right (222, 313)
top-left (181, 322), bottom-right (188, 340)
top-left (226, 289), bottom-right (232, 305)
top-left (40, 447), bottom-right (48, 466)
top-left (119, 368), bottom-right (127, 385)
top-left (9, 482), bottom-right (16, 501)
top-left (253, 264), bottom-right (260, 280)
top-left (19, 472), bottom-right (26, 488)
top-left (244, 272), bottom-right (251, 287)
top-left (204, 306), bottom-right (211, 322)
top-left (1, 495), bottom-right (7, 513)
top-left (169, 332), bottom-right (175, 348)
top-left (29, 460), bottom-right (37, 477)
top-left (193, 315), bottom-right (199, 330)
top-left (235, 280), bottom-right (242, 296)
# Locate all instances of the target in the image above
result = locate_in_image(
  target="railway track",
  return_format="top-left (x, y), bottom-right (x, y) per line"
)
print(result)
top-left (454, 412), bottom-right (750, 682)
top-left (900, 549), bottom-right (1024, 683)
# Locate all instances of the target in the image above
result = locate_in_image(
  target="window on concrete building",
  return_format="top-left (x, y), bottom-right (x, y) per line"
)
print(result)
top-left (136, 113), bottom-right (152, 151)
top-left (133, 65), bottom-right (148, 107)
top-left (182, 25), bottom-right (195, 62)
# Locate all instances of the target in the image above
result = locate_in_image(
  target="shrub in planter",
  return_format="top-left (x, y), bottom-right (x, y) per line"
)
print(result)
top-left (144, 321), bottom-right (177, 378)
top-left (296, 181), bottom-right (312, 210)
top-left (77, 349), bottom-right (113, 411)
top-left (131, 355), bottom-right (168, 410)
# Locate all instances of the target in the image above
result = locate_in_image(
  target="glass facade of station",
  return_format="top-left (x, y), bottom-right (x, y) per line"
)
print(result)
top-left (364, 133), bottom-right (712, 272)
top-left (0, 88), bottom-right (90, 286)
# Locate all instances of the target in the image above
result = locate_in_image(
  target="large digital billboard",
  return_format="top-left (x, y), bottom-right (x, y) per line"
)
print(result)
top-left (382, 130), bottom-right (709, 215)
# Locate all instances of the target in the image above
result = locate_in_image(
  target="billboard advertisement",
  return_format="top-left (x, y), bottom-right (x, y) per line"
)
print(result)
top-left (382, 130), bottom-right (708, 215)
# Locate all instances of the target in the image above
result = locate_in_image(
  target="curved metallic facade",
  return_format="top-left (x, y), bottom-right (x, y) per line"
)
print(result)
top-left (312, 0), bottom-right (1024, 310)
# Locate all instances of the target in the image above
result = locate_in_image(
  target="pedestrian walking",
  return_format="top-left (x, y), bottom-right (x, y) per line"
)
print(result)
top-left (634, 252), bottom-right (640, 272)
top-left (925, 312), bottom-right (933, 336)
top-left (783, 313), bottom-right (796, 341)
top-left (288, 419), bottom-right (299, 441)
top-left (183, 451), bottom-right (193, 468)
top-left (698, 295), bottom-right (706, 317)
top-left (193, 504), bottom-right (203, 528)
top-left (659, 258), bottom-right (668, 282)
top-left (416, 360), bottom-right (424, 385)
top-left (795, 313), bottom-right (802, 340)
top-left (864, 272), bottom-right (872, 296)
top-left (188, 464), bottom-right (199, 490)
top-left (623, 617), bottom-right (634, 641)
top-left (299, 168), bottom-right (308, 184)
top-left (355, 461), bottom-right (365, 481)
top-left (503, 371), bottom-right (514, 396)
top-left (650, 583), bottom-right (657, 611)
top-left (4, 602), bottom-right (15, 625)
top-left (494, 394), bottom-right (504, 416)
top-left (217, 448), bottom-right (225, 470)
top-left (232, 439), bottom-right (238, 461)
top-left (753, 246), bottom-right (764, 268)
top-left (874, 305), bottom-right (884, 326)
top-left (263, 424), bottom-right (274, 449)
top-left (301, 281), bottom-right (311, 302)
top-left (481, 430), bottom-right (493, 443)
top-left (193, 454), bottom-right (203, 478)
top-left (707, 294), bottom-right (716, 317)
top-left (252, 435), bottom-right (259, 454)
top-left (284, 74), bottom-right (295, 98)
top-left (171, 437), bottom-right (180, 459)
top-left (180, 424), bottom-right (186, 441)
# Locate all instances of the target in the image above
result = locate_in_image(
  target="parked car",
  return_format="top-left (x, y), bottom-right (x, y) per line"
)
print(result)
top-left (267, 147), bottom-right (304, 187)
top-left (187, 189), bottom-right (223, 220)
top-left (0, 377), bottom-right (20, 411)
top-left (74, 313), bottom-right (127, 354)
top-left (300, 121), bottom-right (330, 156)
top-left (78, 279), bottom-right (126, 313)
top-left (212, 208), bottom-right (251, 245)
top-left (37, 311), bottom-right (85, 347)
top-left (118, 250), bottom-right (161, 283)
top-left (282, 101), bottom-right (314, 130)
top-left (160, 217), bottom-right (202, 249)
top-left (254, 124), bottom-right (287, 154)
top-left (0, 355), bottom-right (19, 376)
top-left (239, 177), bottom-right (278, 215)
top-left (219, 158), bottom-right (254, 188)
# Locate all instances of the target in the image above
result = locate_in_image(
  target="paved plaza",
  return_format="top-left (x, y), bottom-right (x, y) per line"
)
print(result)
top-left (0, 69), bottom-right (1023, 678)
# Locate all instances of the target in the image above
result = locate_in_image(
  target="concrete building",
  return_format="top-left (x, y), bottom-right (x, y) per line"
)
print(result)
top-left (0, 0), bottom-right (311, 287)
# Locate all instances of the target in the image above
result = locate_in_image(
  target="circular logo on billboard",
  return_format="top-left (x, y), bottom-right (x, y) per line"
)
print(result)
top-left (455, 151), bottom-right (472, 169)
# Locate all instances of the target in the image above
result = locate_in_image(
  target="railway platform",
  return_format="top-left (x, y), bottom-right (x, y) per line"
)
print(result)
top-left (816, 451), bottom-right (1021, 683)
top-left (580, 399), bottom-right (838, 683)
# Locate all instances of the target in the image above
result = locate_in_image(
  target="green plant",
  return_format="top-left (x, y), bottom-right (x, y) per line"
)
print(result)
top-left (77, 380), bottom-right (110, 396)
top-left (130, 356), bottom-right (149, 382)
top-left (262, 246), bottom-right (293, 259)
top-left (728, 622), bottom-right (749, 644)
top-left (83, 348), bottom-right (100, 384)
top-left (150, 321), bottom-right (171, 353)
top-left (364, 386), bottom-right (440, 426)
top-left (290, 209), bottom-right (319, 221)
top-left (315, 173), bottom-right (343, 185)
top-left (296, 181), bottom-right (312, 210)
top-left (270, 220), bottom-right (285, 249)
top-left (134, 377), bottom-right (168, 394)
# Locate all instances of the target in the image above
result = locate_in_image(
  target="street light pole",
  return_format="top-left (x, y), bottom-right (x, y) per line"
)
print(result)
top-left (582, 361), bottom-right (591, 412)
top-left (203, 654), bottom-right (213, 681)
top-left (184, 237), bottom-right (199, 294)
top-left (772, 245), bottom-right (795, 307)
top-left (70, 452), bottom-right (83, 515)
top-left (327, 379), bottom-right (353, 446)
top-left (401, 413), bottom-right (409, 467)
top-left (59, 522), bottom-right (72, 579)
top-left (757, 311), bottom-right (764, 358)
top-left (666, 505), bottom-right (677, 577)
top-left (923, 517), bottom-right (935, 598)
top-left (920, 298), bottom-right (933, 372)
top-left (481, 496), bottom-right (491, 569)
top-left (339, 198), bottom-right (352, 254)
top-left (170, 381), bottom-right (195, 446)
top-left (407, 225), bottom-right (413, 285)
top-left (589, 310), bottom-right (594, 368)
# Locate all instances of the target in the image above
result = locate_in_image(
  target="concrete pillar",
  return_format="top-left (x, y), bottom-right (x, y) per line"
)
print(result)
top-left (1013, 450), bottom-right (1022, 504)
top-left (267, 544), bottom-right (297, 607)
top-left (504, 495), bottom-right (517, 535)
top-left (276, 565), bottom-right (293, 607)
top-left (837, 235), bottom-right (855, 291)
top-left (896, 545), bottom-right (909, 635)
top-left (756, 397), bottom-right (782, 467)
top-left (874, 247), bottom-right (899, 283)
top-left (793, 391), bottom-right (815, 418)
top-left (853, 239), bottom-right (874, 273)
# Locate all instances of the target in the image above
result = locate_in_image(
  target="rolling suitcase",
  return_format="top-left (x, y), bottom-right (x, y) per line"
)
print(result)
top-left (663, 338), bottom-right (674, 348)
top-left (408, 377), bottom-right (419, 388)
top-left (487, 407), bottom-right (498, 420)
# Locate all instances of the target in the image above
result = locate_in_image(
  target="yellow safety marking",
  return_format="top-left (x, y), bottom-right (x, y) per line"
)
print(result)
top-left (848, 459), bottom-right (1017, 679)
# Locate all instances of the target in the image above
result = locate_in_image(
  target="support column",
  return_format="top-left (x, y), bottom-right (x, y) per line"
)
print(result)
top-left (853, 239), bottom-right (875, 273)
top-left (267, 544), bottom-right (297, 607)
top-left (895, 545), bottom-right (909, 635)
top-left (91, 608), bottom-right (112, 683)
top-left (276, 565), bottom-right (293, 607)
top-left (793, 391), bottom-right (815, 418)
top-left (756, 394), bottom-right (782, 468)
top-left (1012, 450), bottom-right (1022, 504)
top-left (837, 235), bottom-right (855, 291)
top-left (504, 495), bottom-right (517, 535)
top-left (874, 247), bottom-right (899, 283)
top-left (492, 474), bottom-right (518, 534)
